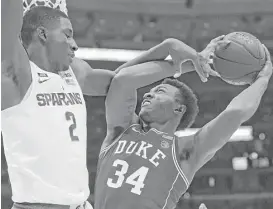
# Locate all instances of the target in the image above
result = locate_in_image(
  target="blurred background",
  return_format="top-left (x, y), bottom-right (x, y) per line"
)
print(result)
top-left (1, 0), bottom-right (273, 208)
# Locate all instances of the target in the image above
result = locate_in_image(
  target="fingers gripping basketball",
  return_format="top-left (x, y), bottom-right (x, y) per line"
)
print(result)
top-left (212, 32), bottom-right (266, 85)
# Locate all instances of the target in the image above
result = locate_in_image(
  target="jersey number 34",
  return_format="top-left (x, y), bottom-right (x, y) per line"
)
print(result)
top-left (107, 159), bottom-right (149, 195)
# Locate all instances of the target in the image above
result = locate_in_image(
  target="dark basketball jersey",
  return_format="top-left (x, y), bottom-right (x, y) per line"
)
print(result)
top-left (95, 124), bottom-right (190, 209)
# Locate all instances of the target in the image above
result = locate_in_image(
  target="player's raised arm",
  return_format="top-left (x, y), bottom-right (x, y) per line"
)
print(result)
top-left (71, 57), bottom-right (115, 96)
top-left (73, 39), bottom-right (198, 96)
top-left (115, 37), bottom-right (228, 81)
top-left (73, 37), bottom-right (226, 96)
top-left (115, 38), bottom-right (197, 73)
top-left (2, 0), bottom-right (23, 61)
top-left (1, 0), bottom-right (31, 110)
top-left (184, 46), bottom-right (272, 173)
top-left (72, 39), bottom-right (194, 96)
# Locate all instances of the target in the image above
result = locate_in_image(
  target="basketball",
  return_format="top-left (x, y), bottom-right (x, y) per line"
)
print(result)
top-left (212, 32), bottom-right (266, 85)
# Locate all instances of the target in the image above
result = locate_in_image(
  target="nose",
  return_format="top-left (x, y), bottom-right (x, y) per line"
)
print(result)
top-left (143, 92), bottom-right (154, 100)
top-left (70, 38), bottom-right (78, 52)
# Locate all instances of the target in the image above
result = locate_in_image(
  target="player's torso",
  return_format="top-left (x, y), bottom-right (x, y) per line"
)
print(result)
top-left (95, 124), bottom-right (190, 209)
top-left (1, 61), bottom-right (89, 204)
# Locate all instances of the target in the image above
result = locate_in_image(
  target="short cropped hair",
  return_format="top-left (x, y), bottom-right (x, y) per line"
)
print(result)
top-left (162, 78), bottom-right (199, 130)
top-left (21, 6), bottom-right (68, 47)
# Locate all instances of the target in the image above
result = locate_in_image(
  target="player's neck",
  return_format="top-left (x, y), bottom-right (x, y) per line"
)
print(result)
top-left (28, 44), bottom-right (58, 74)
top-left (140, 119), bottom-right (177, 136)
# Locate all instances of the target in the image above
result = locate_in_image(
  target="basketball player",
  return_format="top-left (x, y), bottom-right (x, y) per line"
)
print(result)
top-left (95, 45), bottom-right (272, 209)
top-left (1, 0), bottom-right (217, 209)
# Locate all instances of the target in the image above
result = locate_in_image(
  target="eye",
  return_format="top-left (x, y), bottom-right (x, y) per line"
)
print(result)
top-left (157, 89), bottom-right (165, 93)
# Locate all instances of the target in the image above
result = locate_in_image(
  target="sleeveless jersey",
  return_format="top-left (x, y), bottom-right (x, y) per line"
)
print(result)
top-left (1, 61), bottom-right (89, 204)
top-left (95, 124), bottom-right (190, 209)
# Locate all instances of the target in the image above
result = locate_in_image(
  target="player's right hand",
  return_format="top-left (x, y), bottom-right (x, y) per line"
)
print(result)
top-left (256, 44), bottom-right (272, 81)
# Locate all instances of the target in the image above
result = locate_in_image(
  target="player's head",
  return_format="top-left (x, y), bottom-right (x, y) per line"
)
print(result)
top-left (139, 78), bottom-right (199, 130)
top-left (21, 6), bottom-right (78, 71)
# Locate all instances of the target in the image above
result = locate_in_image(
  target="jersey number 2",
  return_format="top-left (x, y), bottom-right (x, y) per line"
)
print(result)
top-left (107, 159), bottom-right (149, 195)
top-left (65, 111), bottom-right (79, 141)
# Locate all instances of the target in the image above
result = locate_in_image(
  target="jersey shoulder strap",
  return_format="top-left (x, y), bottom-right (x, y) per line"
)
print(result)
top-left (99, 124), bottom-right (140, 159)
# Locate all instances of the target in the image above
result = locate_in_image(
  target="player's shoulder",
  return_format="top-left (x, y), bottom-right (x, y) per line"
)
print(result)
top-left (109, 123), bottom-right (140, 138)
top-left (100, 122), bottom-right (142, 158)
top-left (71, 57), bottom-right (91, 71)
top-left (126, 123), bottom-right (142, 134)
top-left (70, 57), bottom-right (90, 87)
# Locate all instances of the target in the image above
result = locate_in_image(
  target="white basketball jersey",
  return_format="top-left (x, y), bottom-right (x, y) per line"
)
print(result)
top-left (1, 61), bottom-right (89, 204)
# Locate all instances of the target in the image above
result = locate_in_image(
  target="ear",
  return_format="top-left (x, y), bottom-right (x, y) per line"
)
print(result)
top-left (174, 104), bottom-right (186, 116)
top-left (36, 26), bottom-right (48, 44)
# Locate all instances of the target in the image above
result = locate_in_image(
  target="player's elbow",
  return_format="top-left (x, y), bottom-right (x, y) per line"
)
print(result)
top-left (112, 72), bottom-right (129, 85)
top-left (163, 38), bottom-right (181, 47)
top-left (112, 68), bottom-right (138, 87)
top-left (109, 74), bottom-right (133, 93)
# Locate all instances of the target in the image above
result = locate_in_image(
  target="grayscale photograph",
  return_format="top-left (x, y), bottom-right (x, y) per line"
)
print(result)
top-left (1, 0), bottom-right (273, 209)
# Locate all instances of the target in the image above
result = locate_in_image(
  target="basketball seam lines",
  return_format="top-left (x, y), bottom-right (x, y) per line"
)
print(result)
top-left (221, 70), bottom-right (260, 80)
top-left (162, 173), bottom-right (179, 209)
top-left (214, 54), bottom-right (256, 66)
top-left (228, 37), bottom-right (261, 59)
top-left (172, 140), bottom-right (190, 188)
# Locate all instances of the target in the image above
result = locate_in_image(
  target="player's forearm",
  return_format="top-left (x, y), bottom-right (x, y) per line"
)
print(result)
top-left (195, 77), bottom-right (270, 161)
top-left (2, 0), bottom-right (24, 61)
top-left (113, 61), bottom-right (177, 89)
top-left (2, 0), bottom-right (23, 31)
top-left (226, 76), bottom-right (269, 121)
top-left (115, 38), bottom-right (197, 73)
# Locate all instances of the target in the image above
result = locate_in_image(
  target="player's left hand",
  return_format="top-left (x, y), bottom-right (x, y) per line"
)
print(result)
top-left (195, 35), bottom-right (231, 82)
top-left (173, 35), bottom-right (230, 82)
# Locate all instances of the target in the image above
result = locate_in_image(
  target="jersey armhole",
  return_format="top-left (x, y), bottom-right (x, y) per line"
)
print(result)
top-left (21, 61), bottom-right (39, 101)
top-left (172, 137), bottom-right (190, 188)
top-left (18, 61), bottom-right (40, 103)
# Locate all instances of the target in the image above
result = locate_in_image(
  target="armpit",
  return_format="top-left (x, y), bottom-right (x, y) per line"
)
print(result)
top-left (1, 61), bottom-right (18, 86)
top-left (179, 147), bottom-right (194, 161)
top-left (122, 96), bottom-right (137, 124)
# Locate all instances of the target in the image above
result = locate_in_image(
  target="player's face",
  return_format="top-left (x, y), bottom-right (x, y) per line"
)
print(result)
top-left (46, 17), bottom-right (78, 71)
top-left (139, 84), bottom-right (181, 124)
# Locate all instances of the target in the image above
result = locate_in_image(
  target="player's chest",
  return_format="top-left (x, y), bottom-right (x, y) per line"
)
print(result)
top-left (35, 72), bottom-right (85, 108)
top-left (112, 134), bottom-right (174, 169)
top-left (37, 71), bottom-right (78, 91)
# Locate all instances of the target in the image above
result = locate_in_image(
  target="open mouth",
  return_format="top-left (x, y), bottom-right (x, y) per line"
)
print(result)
top-left (142, 100), bottom-right (151, 106)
